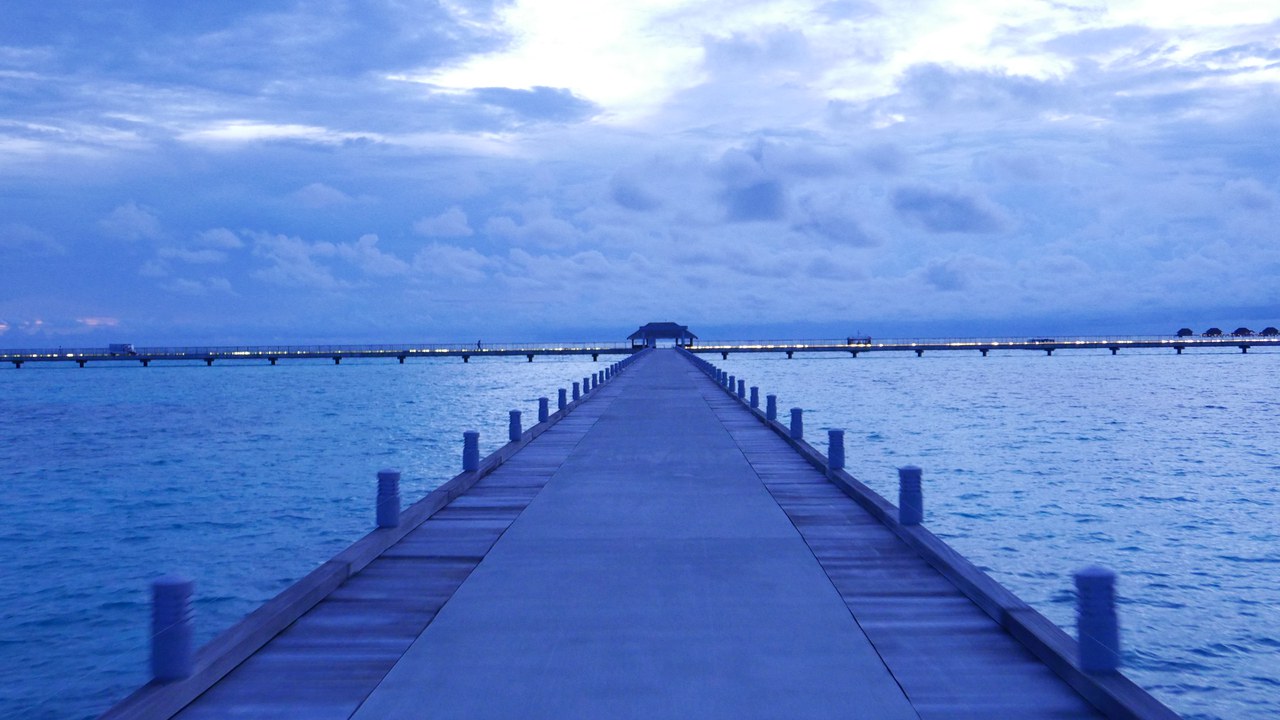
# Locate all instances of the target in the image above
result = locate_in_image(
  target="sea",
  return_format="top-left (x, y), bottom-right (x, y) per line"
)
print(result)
top-left (1, 348), bottom-right (1276, 719)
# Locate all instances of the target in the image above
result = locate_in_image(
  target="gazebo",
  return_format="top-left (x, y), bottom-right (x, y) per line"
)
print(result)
top-left (628, 322), bottom-right (697, 348)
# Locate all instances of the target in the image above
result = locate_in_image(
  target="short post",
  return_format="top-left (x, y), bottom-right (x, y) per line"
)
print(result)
top-left (766, 394), bottom-right (777, 421)
top-left (898, 466), bottom-right (923, 525)
top-left (729, 374), bottom-right (736, 392)
top-left (151, 576), bottom-right (195, 682)
top-left (750, 386), bottom-right (759, 408)
top-left (828, 430), bottom-right (844, 476)
top-left (376, 469), bottom-right (400, 528)
top-left (582, 376), bottom-right (590, 394)
top-left (1076, 566), bottom-right (1120, 673)
top-left (538, 397), bottom-right (549, 423)
top-left (573, 382), bottom-right (580, 400)
top-left (559, 388), bottom-right (567, 410)
top-left (737, 379), bottom-right (745, 398)
top-left (508, 410), bottom-right (522, 442)
top-left (463, 430), bottom-right (480, 472)
top-left (789, 408), bottom-right (803, 439)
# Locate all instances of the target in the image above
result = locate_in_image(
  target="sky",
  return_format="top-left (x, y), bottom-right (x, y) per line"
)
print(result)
top-left (2, 0), bottom-right (1279, 344)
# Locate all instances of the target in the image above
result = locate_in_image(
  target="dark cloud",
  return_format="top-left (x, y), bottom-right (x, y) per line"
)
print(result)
top-left (610, 173), bottom-right (662, 212)
top-left (891, 186), bottom-right (1006, 234)
top-left (0, 2), bottom-right (505, 88)
top-left (898, 63), bottom-right (1057, 112)
top-left (713, 146), bottom-right (788, 222)
top-left (796, 194), bottom-right (879, 246)
top-left (859, 144), bottom-right (908, 175)
top-left (470, 86), bottom-right (598, 123)
top-left (724, 180), bottom-right (786, 222)
top-left (922, 255), bottom-right (1004, 291)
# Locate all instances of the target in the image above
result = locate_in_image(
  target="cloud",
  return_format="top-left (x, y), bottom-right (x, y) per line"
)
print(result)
top-left (470, 86), bottom-right (598, 123)
top-left (609, 171), bottom-right (663, 212)
top-left (795, 194), bottom-right (879, 246)
top-left (291, 183), bottom-right (355, 209)
top-left (179, 122), bottom-right (384, 146)
top-left (412, 242), bottom-right (491, 282)
top-left (715, 147), bottom-right (787, 222)
top-left (922, 254), bottom-right (1006, 291)
top-left (1223, 179), bottom-right (1275, 210)
top-left (99, 202), bottom-right (164, 241)
top-left (1043, 26), bottom-right (1158, 59)
top-left (891, 186), bottom-right (1007, 234)
top-left (249, 233), bottom-right (410, 289)
top-left (161, 277), bottom-right (234, 296)
top-left (0, 223), bottom-right (64, 255)
top-left (413, 207), bottom-right (474, 237)
top-left (483, 214), bottom-right (583, 248)
top-left (193, 228), bottom-right (244, 249)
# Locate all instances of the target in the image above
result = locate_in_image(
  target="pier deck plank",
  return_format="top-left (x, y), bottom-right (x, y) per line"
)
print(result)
top-left (170, 349), bottom-right (1112, 719)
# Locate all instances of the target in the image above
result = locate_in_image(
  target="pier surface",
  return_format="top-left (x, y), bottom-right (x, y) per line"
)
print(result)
top-left (109, 349), bottom-right (1175, 719)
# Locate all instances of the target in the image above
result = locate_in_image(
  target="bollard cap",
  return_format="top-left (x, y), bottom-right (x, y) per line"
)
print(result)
top-left (377, 468), bottom-right (401, 480)
top-left (464, 430), bottom-right (479, 438)
top-left (1075, 565), bottom-right (1117, 583)
top-left (898, 465), bottom-right (922, 478)
top-left (152, 575), bottom-right (194, 592)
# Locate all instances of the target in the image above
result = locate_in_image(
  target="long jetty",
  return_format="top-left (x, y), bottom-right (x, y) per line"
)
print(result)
top-left (104, 348), bottom-right (1179, 719)
top-left (4, 333), bottom-right (1276, 368)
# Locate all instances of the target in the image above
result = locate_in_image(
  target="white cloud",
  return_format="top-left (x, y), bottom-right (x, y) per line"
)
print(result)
top-left (99, 202), bottom-right (164, 242)
top-left (194, 228), bottom-right (244, 250)
top-left (250, 232), bottom-right (410, 289)
top-left (412, 242), bottom-right (491, 282)
top-left (413, 207), bottom-right (474, 237)
top-left (179, 121), bottom-right (384, 146)
top-left (291, 183), bottom-right (355, 209)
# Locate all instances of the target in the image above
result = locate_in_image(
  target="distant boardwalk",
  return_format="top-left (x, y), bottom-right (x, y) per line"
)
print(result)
top-left (104, 349), bottom-right (1178, 719)
top-left (3, 333), bottom-right (1277, 368)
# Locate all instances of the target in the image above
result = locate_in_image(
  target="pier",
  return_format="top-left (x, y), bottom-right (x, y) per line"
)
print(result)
top-left (3, 333), bottom-right (1276, 369)
top-left (0, 341), bottom-right (633, 368)
top-left (104, 348), bottom-right (1178, 719)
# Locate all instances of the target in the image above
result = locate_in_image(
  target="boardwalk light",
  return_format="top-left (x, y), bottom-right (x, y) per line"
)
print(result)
top-left (828, 430), bottom-right (845, 475)
top-left (509, 410), bottom-right (522, 442)
top-left (376, 469), bottom-right (401, 528)
top-left (898, 466), bottom-right (923, 525)
top-left (1075, 566), bottom-right (1121, 673)
top-left (766, 394), bottom-right (778, 422)
top-left (750, 386), bottom-right (759, 408)
top-left (463, 431), bottom-right (480, 472)
top-left (790, 408), bottom-right (803, 439)
top-left (538, 397), bottom-right (549, 423)
top-left (151, 576), bottom-right (195, 682)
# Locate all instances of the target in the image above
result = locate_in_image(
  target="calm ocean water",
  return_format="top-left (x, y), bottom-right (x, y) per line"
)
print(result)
top-left (1, 349), bottom-right (1276, 718)
top-left (0, 356), bottom-right (606, 719)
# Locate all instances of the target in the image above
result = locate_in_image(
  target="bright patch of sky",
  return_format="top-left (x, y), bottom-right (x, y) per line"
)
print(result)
top-left (1, 1), bottom-right (1278, 343)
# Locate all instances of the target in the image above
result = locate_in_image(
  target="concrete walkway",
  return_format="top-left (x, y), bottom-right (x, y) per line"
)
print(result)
top-left (352, 349), bottom-right (920, 719)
